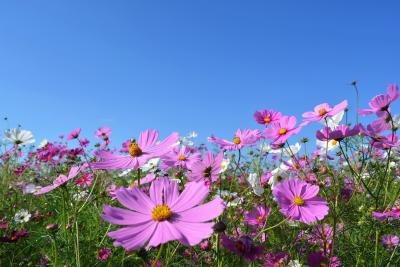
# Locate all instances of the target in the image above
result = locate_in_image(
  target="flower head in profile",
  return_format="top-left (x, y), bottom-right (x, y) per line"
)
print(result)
top-left (4, 128), bottom-right (35, 146)
top-left (302, 100), bottom-right (348, 124)
top-left (34, 164), bottom-right (88, 195)
top-left (221, 235), bottom-right (263, 262)
top-left (247, 173), bottom-right (264, 196)
top-left (187, 152), bottom-right (223, 182)
top-left (272, 178), bottom-right (329, 224)
top-left (209, 129), bottom-right (261, 151)
top-left (253, 110), bottom-right (282, 126)
top-left (92, 129), bottom-right (178, 170)
top-left (67, 128), bottom-right (81, 140)
top-left (316, 125), bottom-right (360, 142)
top-left (264, 116), bottom-right (302, 145)
top-left (359, 83), bottom-right (399, 115)
top-left (102, 178), bottom-right (224, 251)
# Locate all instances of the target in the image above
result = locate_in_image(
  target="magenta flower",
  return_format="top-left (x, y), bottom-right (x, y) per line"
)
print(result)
top-left (67, 128), bottom-right (81, 140)
top-left (209, 129), bottom-right (262, 151)
top-left (253, 110), bottom-right (281, 126)
top-left (187, 152), bottom-right (223, 182)
top-left (264, 116), bottom-right (302, 145)
top-left (359, 83), bottom-right (399, 115)
top-left (302, 100), bottom-right (348, 124)
top-left (161, 146), bottom-right (201, 170)
top-left (33, 164), bottom-right (88, 195)
top-left (97, 247), bottom-right (111, 261)
top-left (382, 235), bottom-right (399, 250)
top-left (262, 252), bottom-right (289, 267)
top-left (75, 173), bottom-right (93, 188)
top-left (244, 206), bottom-right (270, 226)
top-left (102, 178), bottom-right (224, 250)
top-left (372, 208), bottom-right (400, 221)
top-left (95, 127), bottom-right (112, 139)
top-left (92, 129), bottom-right (178, 170)
top-left (317, 124), bottom-right (360, 142)
top-left (272, 178), bottom-right (329, 224)
top-left (221, 235), bottom-right (263, 262)
top-left (308, 252), bottom-right (341, 267)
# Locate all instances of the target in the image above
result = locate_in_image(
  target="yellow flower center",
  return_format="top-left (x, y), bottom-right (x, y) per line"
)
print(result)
top-left (151, 204), bottom-right (172, 221)
top-left (129, 143), bottom-right (142, 157)
top-left (178, 155), bottom-right (186, 161)
top-left (278, 128), bottom-right (287, 135)
top-left (331, 139), bottom-right (338, 146)
top-left (264, 117), bottom-right (271, 124)
top-left (319, 108), bottom-right (328, 116)
top-left (257, 216), bottom-right (263, 223)
top-left (293, 196), bottom-right (305, 206)
top-left (233, 137), bottom-right (241, 145)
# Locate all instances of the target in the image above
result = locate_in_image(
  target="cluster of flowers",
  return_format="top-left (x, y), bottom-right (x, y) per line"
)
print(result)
top-left (1, 83), bottom-right (399, 266)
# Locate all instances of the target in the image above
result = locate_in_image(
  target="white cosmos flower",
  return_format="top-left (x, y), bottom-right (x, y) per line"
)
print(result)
top-left (247, 172), bottom-right (264, 196)
top-left (38, 139), bottom-right (48, 148)
top-left (4, 128), bottom-right (35, 146)
top-left (219, 158), bottom-right (231, 173)
top-left (322, 110), bottom-right (345, 129)
top-left (260, 143), bottom-right (301, 157)
top-left (316, 139), bottom-right (339, 153)
top-left (269, 163), bottom-right (290, 189)
top-left (288, 260), bottom-right (302, 267)
top-left (14, 209), bottom-right (31, 224)
top-left (141, 158), bottom-right (160, 172)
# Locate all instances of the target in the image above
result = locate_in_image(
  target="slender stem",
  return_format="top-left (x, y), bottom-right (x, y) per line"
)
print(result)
top-left (151, 244), bottom-right (164, 267)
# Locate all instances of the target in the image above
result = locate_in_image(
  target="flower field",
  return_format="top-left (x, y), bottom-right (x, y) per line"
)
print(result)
top-left (1, 83), bottom-right (400, 266)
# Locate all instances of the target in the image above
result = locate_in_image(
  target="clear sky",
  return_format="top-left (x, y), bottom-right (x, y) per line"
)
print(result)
top-left (1, 1), bottom-right (399, 147)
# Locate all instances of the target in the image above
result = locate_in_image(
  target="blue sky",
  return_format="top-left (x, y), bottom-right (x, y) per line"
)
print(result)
top-left (1, 1), bottom-right (399, 148)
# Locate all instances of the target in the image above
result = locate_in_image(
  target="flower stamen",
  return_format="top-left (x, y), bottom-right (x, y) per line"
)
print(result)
top-left (151, 204), bottom-right (172, 221)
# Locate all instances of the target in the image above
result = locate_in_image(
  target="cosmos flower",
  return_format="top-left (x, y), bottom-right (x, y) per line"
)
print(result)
top-left (97, 247), bottom-right (111, 261)
top-left (102, 177), bottom-right (224, 251)
top-left (253, 109), bottom-right (282, 126)
top-left (209, 129), bottom-right (262, 151)
top-left (381, 235), bottom-right (399, 250)
top-left (244, 206), bottom-right (270, 226)
top-left (359, 83), bottom-right (399, 115)
top-left (95, 127), bottom-right (112, 139)
top-left (272, 178), bottom-right (329, 224)
top-left (221, 235), bottom-right (263, 262)
top-left (14, 209), bottom-right (31, 224)
top-left (4, 128), bottom-right (35, 146)
top-left (264, 116), bottom-right (302, 145)
top-left (316, 125), bottom-right (360, 142)
top-left (33, 164), bottom-right (88, 195)
top-left (161, 146), bottom-right (201, 170)
top-left (268, 163), bottom-right (290, 189)
top-left (302, 100), bottom-right (348, 124)
top-left (67, 128), bottom-right (81, 140)
top-left (247, 173), bottom-right (264, 196)
top-left (308, 252), bottom-right (341, 267)
top-left (92, 130), bottom-right (178, 170)
top-left (187, 152), bottom-right (223, 182)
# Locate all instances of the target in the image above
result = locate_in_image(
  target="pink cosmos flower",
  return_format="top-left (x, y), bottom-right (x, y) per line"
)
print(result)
top-left (253, 110), bottom-right (281, 126)
top-left (209, 129), bottom-right (262, 151)
top-left (221, 235), bottom-right (263, 262)
top-left (264, 116), bottom-right (302, 145)
top-left (308, 252), bottom-right (341, 267)
top-left (92, 130), bottom-right (178, 170)
top-left (97, 247), bottom-right (111, 261)
top-left (381, 235), bottom-right (399, 250)
top-left (75, 173), bottom-right (93, 188)
top-left (161, 146), bottom-right (201, 170)
top-left (67, 128), bottom-right (81, 140)
top-left (372, 208), bottom-right (400, 221)
top-left (33, 164), bottom-right (88, 195)
top-left (95, 127), bottom-right (112, 139)
top-left (187, 152), bottom-right (223, 182)
top-left (262, 252), bottom-right (290, 267)
top-left (359, 83), bottom-right (399, 115)
top-left (102, 177), bottom-right (224, 251)
top-left (244, 206), bottom-right (271, 227)
top-left (316, 125), bottom-right (360, 142)
top-left (302, 100), bottom-right (348, 124)
top-left (272, 178), bottom-right (329, 224)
